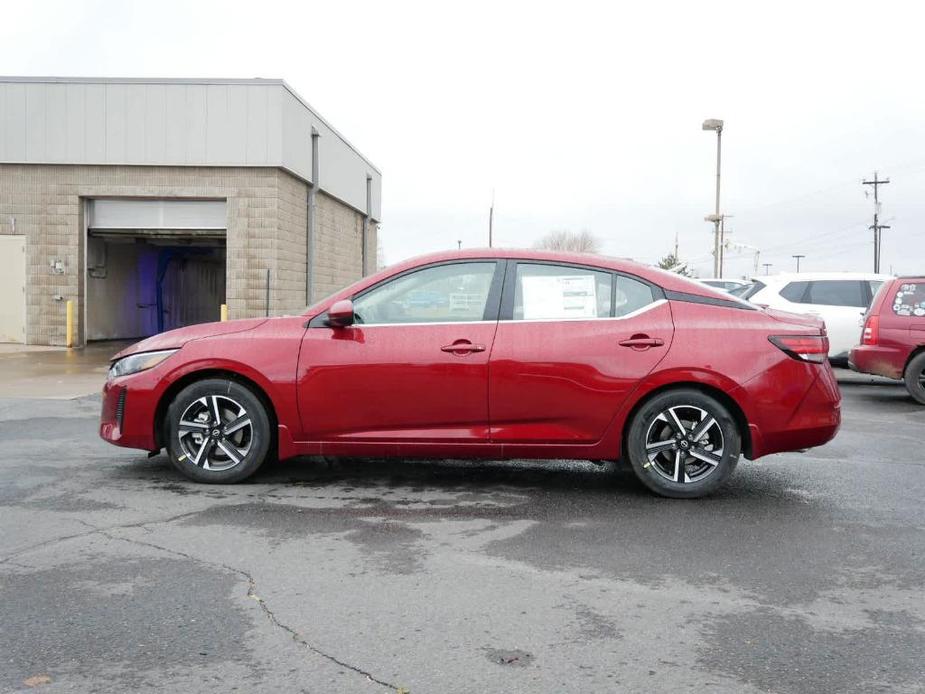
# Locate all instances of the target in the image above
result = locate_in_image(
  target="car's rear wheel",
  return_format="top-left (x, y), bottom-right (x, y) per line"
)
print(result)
top-left (625, 389), bottom-right (741, 498)
top-left (166, 378), bottom-right (271, 483)
top-left (904, 352), bottom-right (925, 405)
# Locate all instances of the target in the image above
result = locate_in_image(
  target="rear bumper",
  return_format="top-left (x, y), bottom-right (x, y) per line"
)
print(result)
top-left (848, 344), bottom-right (905, 380)
top-left (748, 363), bottom-right (841, 459)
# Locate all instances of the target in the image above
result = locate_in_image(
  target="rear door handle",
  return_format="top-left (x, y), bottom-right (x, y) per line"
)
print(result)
top-left (619, 336), bottom-right (665, 349)
top-left (441, 339), bottom-right (486, 355)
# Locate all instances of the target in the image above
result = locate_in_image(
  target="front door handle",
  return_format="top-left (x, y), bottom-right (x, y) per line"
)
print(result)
top-left (619, 335), bottom-right (665, 350)
top-left (441, 339), bottom-right (486, 355)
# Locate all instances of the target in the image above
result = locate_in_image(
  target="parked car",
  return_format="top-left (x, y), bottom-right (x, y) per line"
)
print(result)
top-left (740, 272), bottom-right (891, 360)
top-left (697, 278), bottom-right (750, 293)
top-left (850, 276), bottom-right (925, 404)
top-left (100, 249), bottom-right (841, 499)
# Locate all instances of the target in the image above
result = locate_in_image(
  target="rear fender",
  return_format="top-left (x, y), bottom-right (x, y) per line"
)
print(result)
top-left (603, 367), bottom-right (751, 460)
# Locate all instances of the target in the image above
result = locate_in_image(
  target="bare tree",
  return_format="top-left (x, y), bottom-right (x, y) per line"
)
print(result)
top-left (534, 229), bottom-right (601, 254)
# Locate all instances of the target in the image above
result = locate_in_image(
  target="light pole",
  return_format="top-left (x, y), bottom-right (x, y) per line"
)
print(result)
top-left (762, 263), bottom-right (773, 275)
top-left (703, 118), bottom-right (724, 277)
top-left (793, 254), bottom-right (805, 272)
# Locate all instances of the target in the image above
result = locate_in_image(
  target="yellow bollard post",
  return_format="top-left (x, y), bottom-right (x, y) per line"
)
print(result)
top-left (220, 304), bottom-right (228, 322)
top-left (65, 300), bottom-right (74, 348)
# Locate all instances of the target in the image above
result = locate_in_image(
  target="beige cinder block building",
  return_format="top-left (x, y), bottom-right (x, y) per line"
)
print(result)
top-left (0, 77), bottom-right (381, 346)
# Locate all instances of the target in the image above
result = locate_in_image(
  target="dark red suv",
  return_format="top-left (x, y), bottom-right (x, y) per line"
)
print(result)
top-left (850, 277), bottom-right (925, 404)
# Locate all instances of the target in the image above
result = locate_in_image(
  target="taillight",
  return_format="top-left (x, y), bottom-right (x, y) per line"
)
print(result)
top-left (861, 314), bottom-right (880, 346)
top-left (769, 335), bottom-right (829, 363)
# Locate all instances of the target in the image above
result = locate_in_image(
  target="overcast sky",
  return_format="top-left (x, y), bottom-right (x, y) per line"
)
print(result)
top-left (3, 0), bottom-right (924, 278)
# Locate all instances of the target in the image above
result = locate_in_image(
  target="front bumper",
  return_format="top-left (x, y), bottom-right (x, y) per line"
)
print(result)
top-left (100, 376), bottom-right (159, 451)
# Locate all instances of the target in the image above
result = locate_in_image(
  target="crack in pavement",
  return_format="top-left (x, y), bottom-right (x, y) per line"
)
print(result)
top-left (35, 517), bottom-right (402, 692)
top-left (0, 484), bottom-right (285, 565)
top-left (0, 509), bottom-right (207, 566)
top-left (92, 526), bottom-right (402, 692)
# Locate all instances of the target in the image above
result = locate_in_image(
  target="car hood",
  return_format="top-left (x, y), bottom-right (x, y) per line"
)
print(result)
top-left (762, 307), bottom-right (826, 332)
top-left (111, 318), bottom-right (269, 361)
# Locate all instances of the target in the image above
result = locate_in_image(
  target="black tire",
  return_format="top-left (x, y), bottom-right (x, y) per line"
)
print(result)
top-left (165, 378), bottom-right (272, 483)
top-left (625, 389), bottom-right (741, 499)
top-left (904, 352), bottom-right (925, 405)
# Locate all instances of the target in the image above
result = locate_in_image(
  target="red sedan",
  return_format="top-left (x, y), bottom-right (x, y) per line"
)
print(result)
top-left (100, 249), bottom-right (841, 498)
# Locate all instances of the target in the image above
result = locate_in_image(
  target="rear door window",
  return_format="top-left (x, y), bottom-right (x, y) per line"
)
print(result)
top-left (804, 280), bottom-right (866, 307)
top-left (513, 263), bottom-right (613, 320)
top-left (891, 281), bottom-right (925, 317)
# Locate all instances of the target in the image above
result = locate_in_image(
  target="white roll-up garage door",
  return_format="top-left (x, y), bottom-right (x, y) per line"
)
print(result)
top-left (88, 199), bottom-right (226, 233)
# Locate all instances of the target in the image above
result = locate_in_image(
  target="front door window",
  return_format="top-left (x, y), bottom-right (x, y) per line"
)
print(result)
top-left (353, 262), bottom-right (497, 325)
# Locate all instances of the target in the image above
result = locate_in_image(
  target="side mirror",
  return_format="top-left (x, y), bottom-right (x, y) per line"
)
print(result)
top-left (326, 299), bottom-right (355, 327)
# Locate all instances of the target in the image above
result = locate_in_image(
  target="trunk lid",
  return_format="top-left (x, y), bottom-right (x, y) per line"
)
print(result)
top-left (762, 307), bottom-right (826, 332)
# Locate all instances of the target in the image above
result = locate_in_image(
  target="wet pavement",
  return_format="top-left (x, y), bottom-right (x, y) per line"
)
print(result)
top-left (0, 342), bottom-right (128, 399)
top-left (1, 373), bottom-right (923, 693)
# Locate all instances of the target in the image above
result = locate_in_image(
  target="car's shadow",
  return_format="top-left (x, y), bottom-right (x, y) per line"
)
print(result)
top-left (115, 452), bottom-right (812, 509)
top-left (838, 380), bottom-right (922, 408)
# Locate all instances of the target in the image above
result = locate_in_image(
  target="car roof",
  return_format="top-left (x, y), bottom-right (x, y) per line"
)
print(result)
top-left (746, 272), bottom-right (893, 286)
top-left (349, 248), bottom-right (737, 300)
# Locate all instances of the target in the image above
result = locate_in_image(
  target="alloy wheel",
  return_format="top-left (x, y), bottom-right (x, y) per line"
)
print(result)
top-left (177, 395), bottom-right (253, 471)
top-left (644, 405), bottom-right (725, 484)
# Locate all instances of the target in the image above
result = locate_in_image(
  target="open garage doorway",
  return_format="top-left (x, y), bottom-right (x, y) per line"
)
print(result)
top-left (85, 199), bottom-right (227, 342)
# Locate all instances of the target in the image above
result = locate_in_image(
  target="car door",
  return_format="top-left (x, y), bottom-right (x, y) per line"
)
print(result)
top-left (297, 260), bottom-right (504, 443)
top-left (488, 261), bottom-right (674, 444)
top-left (801, 280), bottom-right (870, 356)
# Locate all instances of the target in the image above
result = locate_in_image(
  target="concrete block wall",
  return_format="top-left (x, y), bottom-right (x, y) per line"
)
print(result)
top-left (0, 163), bottom-right (376, 346)
top-left (313, 191), bottom-right (365, 300)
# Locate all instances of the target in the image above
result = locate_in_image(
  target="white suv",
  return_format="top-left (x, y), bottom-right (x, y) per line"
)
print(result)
top-left (740, 272), bottom-right (892, 359)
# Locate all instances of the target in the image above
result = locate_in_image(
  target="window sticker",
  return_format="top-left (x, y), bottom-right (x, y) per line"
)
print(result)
top-left (521, 274), bottom-right (597, 319)
top-left (893, 283), bottom-right (925, 317)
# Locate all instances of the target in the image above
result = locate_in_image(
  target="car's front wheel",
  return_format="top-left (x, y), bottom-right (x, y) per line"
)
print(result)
top-left (625, 389), bottom-right (741, 498)
top-left (166, 378), bottom-right (271, 483)
top-left (904, 352), bottom-right (925, 405)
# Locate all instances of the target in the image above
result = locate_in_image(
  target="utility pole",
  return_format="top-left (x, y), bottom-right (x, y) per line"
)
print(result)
top-left (793, 254), bottom-right (805, 272)
top-left (718, 214), bottom-right (734, 278)
top-left (488, 189), bottom-right (494, 248)
top-left (762, 263), bottom-right (773, 275)
top-left (703, 119), bottom-right (724, 277)
top-left (674, 232), bottom-right (679, 259)
top-left (862, 172), bottom-right (890, 273)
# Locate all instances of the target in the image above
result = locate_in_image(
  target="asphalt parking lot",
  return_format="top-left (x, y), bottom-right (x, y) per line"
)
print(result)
top-left (1, 368), bottom-right (923, 693)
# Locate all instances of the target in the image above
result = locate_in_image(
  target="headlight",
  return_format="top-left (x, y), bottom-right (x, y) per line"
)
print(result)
top-left (109, 349), bottom-right (178, 379)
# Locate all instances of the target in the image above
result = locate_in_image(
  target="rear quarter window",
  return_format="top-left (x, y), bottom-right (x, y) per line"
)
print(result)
top-left (892, 281), bottom-right (925, 317)
top-left (779, 281), bottom-right (809, 302)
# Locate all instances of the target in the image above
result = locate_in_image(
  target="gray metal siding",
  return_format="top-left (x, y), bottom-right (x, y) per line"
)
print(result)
top-left (0, 78), bottom-right (381, 220)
